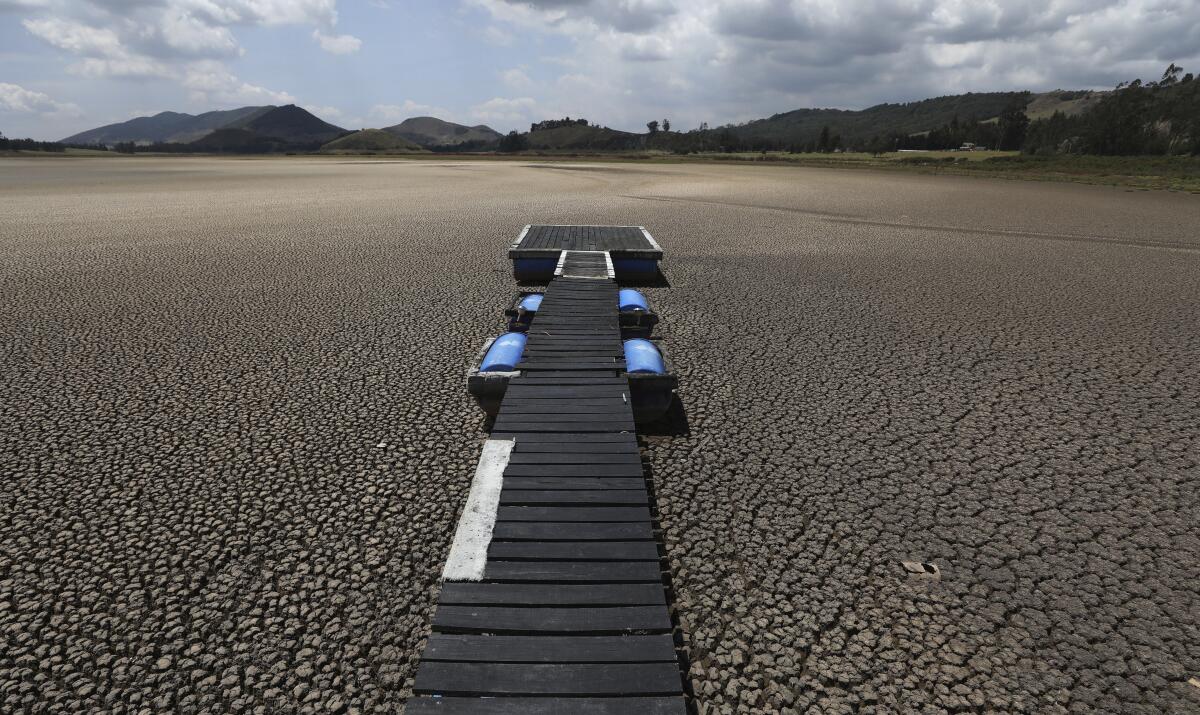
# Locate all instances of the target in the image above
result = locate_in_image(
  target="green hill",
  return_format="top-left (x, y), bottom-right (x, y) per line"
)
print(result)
top-left (62, 106), bottom-right (272, 144)
top-left (1024, 90), bottom-right (1109, 120)
top-left (384, 116), bottom-right (501, 148)
top-left (229, 105), bottom-right (345, 144)
top-left (187, 128), bottom-right (283, 153)
top-left (524, 124), bottom-right (640, 151)
top-left (321, 129), bottom-right (425, 153)
top-left (730, 92), bottom-right (1031, 147)
top-left (62, 105), bottom-right (343, 148)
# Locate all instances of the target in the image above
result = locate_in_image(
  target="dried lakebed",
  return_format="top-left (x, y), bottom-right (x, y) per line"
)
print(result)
top-left (1, 157), bottom-right (1198, 714)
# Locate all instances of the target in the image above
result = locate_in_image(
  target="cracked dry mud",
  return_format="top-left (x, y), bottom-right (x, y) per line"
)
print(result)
top-left (2, 157), bottom-right (1199, 714)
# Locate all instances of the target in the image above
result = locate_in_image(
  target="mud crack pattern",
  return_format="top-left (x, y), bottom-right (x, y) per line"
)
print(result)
top-left (2, 158), bottom-right (1198, 714)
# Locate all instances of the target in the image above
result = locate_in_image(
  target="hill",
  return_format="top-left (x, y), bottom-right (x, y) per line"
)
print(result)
top-left (320, 129), bottom-right (425, 153)
top-left (383, 116), bottom-right (500, 148)
top-left (229, 105), bottom-right (345, 144)
top-left (62, 105), bottom-right (343, 147)
top-left (187, 128), bottom-right (290, 153)
top-left (730, 92), bottom-right (1031, 148)
top-left (62, 107), bottom-right (272, 144)
top-left (524, 124), bottom-right (640, 151)
top-left (1024, 90), bottom-right (1110, 120)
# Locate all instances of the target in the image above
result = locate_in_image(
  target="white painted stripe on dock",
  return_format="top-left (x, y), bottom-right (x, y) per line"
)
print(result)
top-left (442, 439), bottom-right (515, 582)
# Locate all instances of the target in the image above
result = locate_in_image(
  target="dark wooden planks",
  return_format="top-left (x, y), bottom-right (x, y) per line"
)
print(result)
top-left (423, 634), bottom-right (676, 663)
top-left (490, 521), bottom-right (654, 541)
top-left (512, 225), bottom-right (661, 258)
top-left (433, 605), bottom-right (670, 633)
top-left (437, 582), bottom-right (666, 606)
top-left (495, 506), bottom-right (652, 522)
top-left (482, 561), bottom-right (662, 583)
top-left (413, 662), bottom-right (681, 696)
top-left (408, 265), bottom-right (683, 711)
top-left (489, 541), bottom-right (659, 560)
top-left (407, 696), bottom-right (686, 715)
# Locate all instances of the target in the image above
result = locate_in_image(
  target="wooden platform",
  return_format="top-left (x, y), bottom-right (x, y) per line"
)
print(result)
top-left (407, 275), bottom-right (685, 714)
top-left (509, 225), bottom-right (663, 259)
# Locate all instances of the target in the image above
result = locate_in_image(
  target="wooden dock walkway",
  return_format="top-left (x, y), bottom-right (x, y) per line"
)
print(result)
top-left (406, 262), bottom-right (685, 713)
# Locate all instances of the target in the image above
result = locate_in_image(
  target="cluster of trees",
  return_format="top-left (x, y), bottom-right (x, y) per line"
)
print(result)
top-left (868, 104), bottom-right (1030, 153)
top-left (497, 131), bottom-right (529, 152)
top-left (530, 117), bottom-right (588, 132)
top-left (1023, 64), bottom-right (1199, 155)
top-left (646, 119), bottom-right (670, 134)
top-left (0, 132), bottom-right (106, 152)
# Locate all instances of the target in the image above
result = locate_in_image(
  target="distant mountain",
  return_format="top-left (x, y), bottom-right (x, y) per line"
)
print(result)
top-left (321, 129), bottom-right (425, 153)
top-left (62, 106), bottom-right (272, 145)
top-left (383, 116), bottom-right (501, 147)
top-left (62, 105), bottom-right (344, 147)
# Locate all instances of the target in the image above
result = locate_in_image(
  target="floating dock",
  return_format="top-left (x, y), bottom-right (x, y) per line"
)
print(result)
top-left (406, 235), bottom-right (685, 713)
top-left (509, 225), bottom-right (663, 283)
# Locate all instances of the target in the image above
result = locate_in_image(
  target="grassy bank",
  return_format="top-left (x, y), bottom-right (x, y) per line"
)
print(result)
top-left (9, 146), bottom-right (1199, 193)
top-left (438, 149), bottom-right (1200, 193)
top-left (685, 151), bottom-right (1200, 192)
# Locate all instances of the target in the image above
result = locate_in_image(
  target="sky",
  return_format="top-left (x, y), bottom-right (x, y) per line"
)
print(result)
top-left (2, 0), bottom-right (1199, 141)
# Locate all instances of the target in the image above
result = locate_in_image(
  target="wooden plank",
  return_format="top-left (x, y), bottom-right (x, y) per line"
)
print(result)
top-left (503, 464), bottom-right (645, 477)
top-left (510, 443), bottom-right (640, 454)
top-left (422, 634), bottom-right (677, 663)
top-left (406, 696), bottom-right (686, 715)
top-left (507, 453), bottom-right (642, 464)
top-left (502, 477), bottom-right (645, 490)
top-left (490, 521), bottom-right (654, 541)
top-left (500, 432), bottom-right (637, 443)
top-left (488, 541), bottom-right (660, 561)
top-left (413, 662), bottom-right (681, 696)
top-left (498, 490), bottom-right (649, 506)
top-left (516, 363), bottom-right (626, 370)
top-left (483, 560), bottom-right (662, 582)
top-left (491, 421), bottom-right (634, 433)
top-left (496, 411), bottom-right (630, 422)
top-left (495, 506), bottom-right (651, 522)
top-left (496, 410), bottom-right (632, 420)
top-left (504, 410), bottom-right (643, 422)
top-left (432, 605), bottom-right (671, 634)
top-left (437, 582), bottom-right (665, 606)
top-left (505, 387), bottom-right (628, 396)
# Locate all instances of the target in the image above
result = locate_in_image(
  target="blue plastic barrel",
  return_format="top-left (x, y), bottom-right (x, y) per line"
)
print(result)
top-left (618, 289), bottom-right (649, 312)
top-left (519, 294), bottom-right (543, 312)
top-left (481, 333), bottom-right (527, 371)
top-left (624, 338), bottom-right (666, 374)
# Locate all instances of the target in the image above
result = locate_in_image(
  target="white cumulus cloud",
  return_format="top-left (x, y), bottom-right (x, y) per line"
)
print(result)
top-left (0, 82), bottom-right (80, 116)
top-left (312, 29), bottom-right (362, 54)
top-left (183, 61), bottom-right (296, 105)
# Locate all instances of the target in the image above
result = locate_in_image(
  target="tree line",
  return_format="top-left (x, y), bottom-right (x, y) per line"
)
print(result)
top-left (1022, 64), bottom-right (1198, 156)
top-left (0, 133), bottom-right (107, 152)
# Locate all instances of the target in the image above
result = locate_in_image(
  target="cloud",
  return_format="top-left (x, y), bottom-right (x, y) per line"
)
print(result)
top-left (0, 82), bottom-right (80, 117)
top-left (182, 61), bottom-right (295, 105)
top-left (483, 0), bottom-right (678, 33)
top-left (19, 1), bottom-right (360, 80)
top-left (469, 96), bottom-right (544, 127)
top-left (483, 25), bottom-right (515, 46)
top-left (500, 67), bottom-right (535, 90)
top-left (366, 100), bottom-right (456, 125)
top-left (302, 103), bottom-right (345, 121)
top-left (312, 29), bottom-right (362, 54)
top-left (471, 0), bottom-right (1200, 132)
